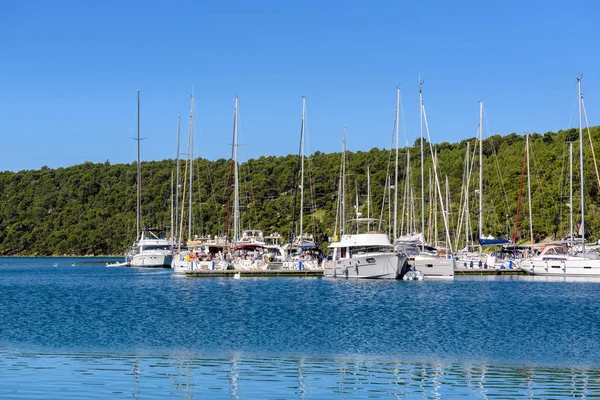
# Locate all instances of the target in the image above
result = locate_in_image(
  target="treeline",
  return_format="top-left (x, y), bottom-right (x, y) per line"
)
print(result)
top-left (1, 126), bottom-right (600, 256)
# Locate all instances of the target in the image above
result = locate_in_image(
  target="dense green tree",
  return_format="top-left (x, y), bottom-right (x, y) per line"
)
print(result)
top-left (1, 126), bottom-right (600, 255)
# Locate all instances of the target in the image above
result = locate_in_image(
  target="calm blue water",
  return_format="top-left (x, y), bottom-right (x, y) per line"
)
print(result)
top-left (1, 257), bottom-right (599, 398)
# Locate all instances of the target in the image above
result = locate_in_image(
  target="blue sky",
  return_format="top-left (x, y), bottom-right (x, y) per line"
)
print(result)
top-left (1, 0), bottom-right (598, 172)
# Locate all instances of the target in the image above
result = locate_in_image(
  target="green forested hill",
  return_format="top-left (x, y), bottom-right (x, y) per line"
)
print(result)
top-left (1, 126), bottom-right (600, 256)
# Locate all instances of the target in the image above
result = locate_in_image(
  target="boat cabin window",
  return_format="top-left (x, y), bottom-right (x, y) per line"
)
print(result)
top-left (143, 244), bottom-right (172, 251)
top-left (545, 247), bottom-right (568, 255)
top-left (340, 248), bottom-right (347, 258)
top-left (350, 246), bottom-right (391, 257)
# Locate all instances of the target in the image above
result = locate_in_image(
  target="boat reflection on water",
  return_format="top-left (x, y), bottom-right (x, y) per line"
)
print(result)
top-left (1, 351), bottom-right (599, 399)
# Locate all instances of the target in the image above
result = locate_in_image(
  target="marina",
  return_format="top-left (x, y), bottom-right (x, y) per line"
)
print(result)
top-left (2, 1), bottom-right (600, 398)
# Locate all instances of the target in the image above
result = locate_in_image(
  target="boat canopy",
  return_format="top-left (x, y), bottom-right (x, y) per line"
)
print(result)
top-left (329, 233), bottom-right (392, 249)
top-left (478, 238), bottom-right (510, 246)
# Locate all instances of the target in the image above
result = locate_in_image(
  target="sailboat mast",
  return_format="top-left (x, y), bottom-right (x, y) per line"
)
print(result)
top-left (367, 166), bottom-right (371, 221)
top-left (299, 96), bottom-right (306, 239)
top-left (233, 96), bottom-right (240, 243)
top-left (136, 90), bottom-right (141, 241)
top-left (479, 100), bottom-right (483, 253)
top-left (175, 114), bottom-right (181, 245)
top-left (170, 171), bottom-right (174, 243)
top-left (419, 81), bottom-right (425, 249)
top-left (188, 94), bottom-right (195, 242)
top-left (394, 87), bottom-right (400, 242)
top-left (526, 132), bottom-right (533, 245)
top-left (342, 126), bottom-right (347, 235)
top-left (578, 75), bottom-right (585, 252)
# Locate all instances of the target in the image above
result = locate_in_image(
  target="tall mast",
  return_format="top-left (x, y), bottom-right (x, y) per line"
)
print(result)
top-left (478, 100), bottom-right (483, 253)
top-left (578, 75), bottom-right (585, 252)
top-left (342, 126), bottom-right (347, 235)
top-left (394, 87), bottom-right (400, 241)
top-left (367, 166), bottom-right (371, 221)
top-left (136, 90), bottom-right (141, 241)
top-left (233, 96), bottom-right (240, 243)
top-left (445, 175), bottom-right (450, 244)
top-left (299, 96), bottom-right (306, 239)
top-left (419, 81), bottom-right (425, 249)
top-left (170, 171), bottom-right (174, 243)
top-left (175, 114), bottom-right (181, 245)
top-left (526, 132), bottom-right (533, 245)
top-left (188, 94), bottom-right (195, 242)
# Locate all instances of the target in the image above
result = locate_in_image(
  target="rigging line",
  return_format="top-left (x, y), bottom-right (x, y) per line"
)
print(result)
top-left (421, 104), bottom-right (453, 253)
top-left (378, 107), bottom-right (398, 232)
top-left (529, 137), bottom-right (555, 232)
top-left (555, 140), bottom-right (569, 239)
top-left (454, 144), bottom-right (469, 251)
top-left (289, 104), bottom-right (304, 247)
top-left (224, 104), bottom-right (237, 248)
top-left (582, 98), bottom-right (600, 191)
top-left (303, 109), bottom-right (319, 239)
top-left (513, 143), bottom-right (527, 243)
top-left (483, 107), bottom-right (511, 232)
top-left (566, 83), bottom-right (579, 131)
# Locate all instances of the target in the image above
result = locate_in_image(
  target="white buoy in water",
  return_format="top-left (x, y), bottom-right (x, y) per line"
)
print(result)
top-left (233, 272), bottom-right (241, 279)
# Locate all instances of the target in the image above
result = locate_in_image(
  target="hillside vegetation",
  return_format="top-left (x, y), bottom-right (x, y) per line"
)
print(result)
top-left (1, 126), bottom-right (600, 256)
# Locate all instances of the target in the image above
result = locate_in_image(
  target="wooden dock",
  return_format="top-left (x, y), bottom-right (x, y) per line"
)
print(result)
top-left (185, 268), bottom-right (527, 278)
top-left (454, 268), bottom-right (527, 276)
top-left (185, 269), bottom-right (324, 278)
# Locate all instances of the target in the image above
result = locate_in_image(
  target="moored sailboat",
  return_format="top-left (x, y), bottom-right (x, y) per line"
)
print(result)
top-left (522, 76), bottom-right (600, 276)
top-left (123, 91), bottom-right (173, 268)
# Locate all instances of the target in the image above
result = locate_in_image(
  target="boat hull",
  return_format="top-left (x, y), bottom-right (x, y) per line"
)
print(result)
top-left (171, 259), bottom-right (229, 274)
top-left (323, 253), bottom-right (406, 279)
top-left (411, 256), bottom-right (454, 279)
top-left (521, 258), bottom-right (600, 277)
top-left (130, 253), bottom-right (173, 268)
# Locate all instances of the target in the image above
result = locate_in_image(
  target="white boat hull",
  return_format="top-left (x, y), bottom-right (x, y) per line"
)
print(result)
top-left (171, 259), bottom-right (229, 274)
top-left (283, 259), bottom-right (321, 270)
top-left (411, 256), bottom-right (454, 279)
top-left (323, 253), bottom-right (406, 279)
top-left (521, 258), bottom-right (600, 277)
top-left (231, 259), bottom-right (267, 271)
top-left (130, 253), bottom-right (173, 268)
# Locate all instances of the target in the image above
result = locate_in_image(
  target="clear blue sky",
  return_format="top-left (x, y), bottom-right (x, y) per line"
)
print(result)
top-left (1, 0), bottom-right (598, 172)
